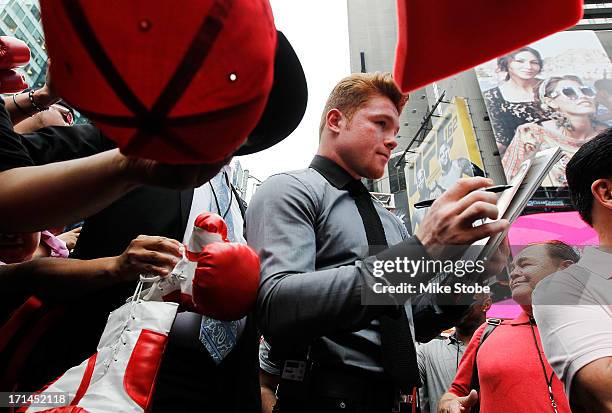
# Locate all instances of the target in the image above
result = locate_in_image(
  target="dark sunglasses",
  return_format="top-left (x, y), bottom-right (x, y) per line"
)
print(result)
top-left (550, 86), bottom-right (596, 100)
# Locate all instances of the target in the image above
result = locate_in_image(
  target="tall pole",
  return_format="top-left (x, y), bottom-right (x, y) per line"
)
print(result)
top-left (394, 91), bottom-right (447, 168)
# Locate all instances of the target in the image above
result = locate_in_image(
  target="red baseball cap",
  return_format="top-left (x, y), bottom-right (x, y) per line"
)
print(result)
top-left (40, 0), bottom-right (307, 164)
top-left (0, 36), bottom-right (30, 69)
top-left (393, 0), bottom-right (583, 92)
top-left (0, 69), bottom-right (28, 93)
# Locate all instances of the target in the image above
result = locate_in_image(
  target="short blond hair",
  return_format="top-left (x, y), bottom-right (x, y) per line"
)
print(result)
top-left (319, 72), bottom-right (408, 137)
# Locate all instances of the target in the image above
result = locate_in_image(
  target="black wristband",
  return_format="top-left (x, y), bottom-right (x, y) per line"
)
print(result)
top-left (28, 89), bottom-right (47, 112)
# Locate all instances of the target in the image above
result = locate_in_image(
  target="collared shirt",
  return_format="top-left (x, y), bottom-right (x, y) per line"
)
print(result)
top-left (449, 312), bottom-right (571, 413)
top-left (173, 168), bottom-right (247, 343)
top-left (533, 246), bottom-right (612, 397)
top-left (247, 155), bottom-right (432, 374)
top-left (182, 166), bottom-right (245, 245)
top-left (417, 334), bottom-right (466, 413)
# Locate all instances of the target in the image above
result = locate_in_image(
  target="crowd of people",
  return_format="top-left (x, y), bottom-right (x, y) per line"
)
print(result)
top-left (0, 19), bottom-right (611, 413)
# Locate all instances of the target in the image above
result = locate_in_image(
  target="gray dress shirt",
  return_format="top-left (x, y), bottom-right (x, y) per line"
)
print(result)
top-left (417, 335), bottom-right (466, 413)
top-left (247, 156), bottom-right (459, 374)
top-left (259, 337), bottom-right (281, 376)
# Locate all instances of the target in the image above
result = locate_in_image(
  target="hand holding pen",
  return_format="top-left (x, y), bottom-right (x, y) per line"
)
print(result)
top-left (414, 185), bottom-right (513, 209)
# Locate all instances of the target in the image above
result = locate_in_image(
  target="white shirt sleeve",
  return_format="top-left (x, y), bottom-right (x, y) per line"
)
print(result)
top-left (533, 270), bottom-right (612, 398)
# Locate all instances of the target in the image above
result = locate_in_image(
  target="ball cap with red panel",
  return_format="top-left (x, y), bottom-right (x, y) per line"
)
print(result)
top-left (40, 0), bottom-right (307, 164)
top-left (0, 36), bottom-right (30, 93)
top-left (0, 36), bottom-right (30, 69)
top-left (393, 0), bottom-right (583, 93)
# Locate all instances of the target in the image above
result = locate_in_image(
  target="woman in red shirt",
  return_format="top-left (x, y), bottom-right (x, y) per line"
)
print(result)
top-left (438, 241), bottom-right (579, 413)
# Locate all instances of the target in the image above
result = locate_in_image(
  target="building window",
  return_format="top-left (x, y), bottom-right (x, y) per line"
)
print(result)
top-left (388, 157), bottom-right (407, 193)
top-left (3, 14), bottom-right (18, 32)
top-left (15, 28), bottom-right (26, 41)
top-left (30, 5), bottom-right (41, 21)
top-left (23, 16), bottom-right (34, 32)
top-left (365, 178), bottom-right (376, 192)
top-left (12, 4), bottom-right (25, 20)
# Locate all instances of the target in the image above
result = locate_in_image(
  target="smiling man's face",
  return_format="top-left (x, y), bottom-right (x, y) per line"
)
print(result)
top-left (509, 244), bottom-right (562, 305)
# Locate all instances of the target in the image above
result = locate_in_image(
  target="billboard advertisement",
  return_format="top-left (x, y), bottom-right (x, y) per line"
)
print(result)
top-left (475, 31), bottom-right (612, 187)
top-left (405, 97), bottom-right (484, 233)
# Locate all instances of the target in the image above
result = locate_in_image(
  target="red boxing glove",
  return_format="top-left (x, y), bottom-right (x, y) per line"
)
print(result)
top-left (142, 213), bottom-right (231, 312)
top-left (0, 36), bottom-right (30, 69)
top-left (0, 69), bottom-right (27, 93)
top-left (192, 242), bottom-right (260, 321)
top-left (185, 212), bottom-right (228, 261)
top-left (194, 212), bottom-right (228, 239)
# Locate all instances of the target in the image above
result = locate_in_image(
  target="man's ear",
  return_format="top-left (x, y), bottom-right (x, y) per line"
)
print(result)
top-left (591, 178), bottom-right (612, 213)
top-left (558, 259), bottom-right (575, 270)
top-left (326, 108), bottom-right (343, 134)
top-left (482, 297), bottom-right (493, 313)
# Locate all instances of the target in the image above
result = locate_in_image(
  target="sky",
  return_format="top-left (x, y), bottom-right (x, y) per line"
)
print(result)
top-left (236, 0), bottom-right (351, 197)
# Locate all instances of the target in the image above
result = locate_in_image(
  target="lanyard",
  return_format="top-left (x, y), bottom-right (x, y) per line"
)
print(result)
top-left (528, 317), bottom-right (559, 413)
top-left (209, 171), bottom-right (233, 219)
top-left (448, 333), bottom-right (463, 370)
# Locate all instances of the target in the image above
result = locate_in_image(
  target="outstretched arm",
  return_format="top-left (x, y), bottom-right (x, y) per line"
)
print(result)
top-left (1, 235), bottom-right (182, 299)
top-left (0, 94), bottom-right (228, 232)
top-left (0, 149), bottom-right (137, 232)
top-left (0, 148), bottom-right (227, 233)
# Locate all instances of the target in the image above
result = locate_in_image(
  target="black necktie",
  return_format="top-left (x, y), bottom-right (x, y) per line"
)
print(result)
top-left (344, 180), bottom-right (421, 392)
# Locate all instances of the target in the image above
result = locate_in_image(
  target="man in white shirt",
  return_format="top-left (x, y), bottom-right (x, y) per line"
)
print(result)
top-left (533, 131), bottom-right (612, 413)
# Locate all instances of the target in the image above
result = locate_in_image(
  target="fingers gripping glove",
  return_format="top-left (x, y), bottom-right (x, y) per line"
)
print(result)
top-left (140, 212), bottom-right (260, 321)
top-left (139, 214), bottom-right (228, 311)
top-left (190, 213), bottom-right (260, 321)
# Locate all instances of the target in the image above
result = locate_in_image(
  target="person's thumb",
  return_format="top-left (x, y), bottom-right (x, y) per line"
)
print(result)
top-left (459, 389), bottom-right (479, 409)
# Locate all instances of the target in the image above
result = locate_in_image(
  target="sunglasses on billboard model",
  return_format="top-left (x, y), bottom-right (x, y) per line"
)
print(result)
top-left (550, 86), bottom-right (596, 100)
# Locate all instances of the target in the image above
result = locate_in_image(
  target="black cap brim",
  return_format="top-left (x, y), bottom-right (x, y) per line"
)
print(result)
top-left (233, 31), bottom-right (307, 156)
